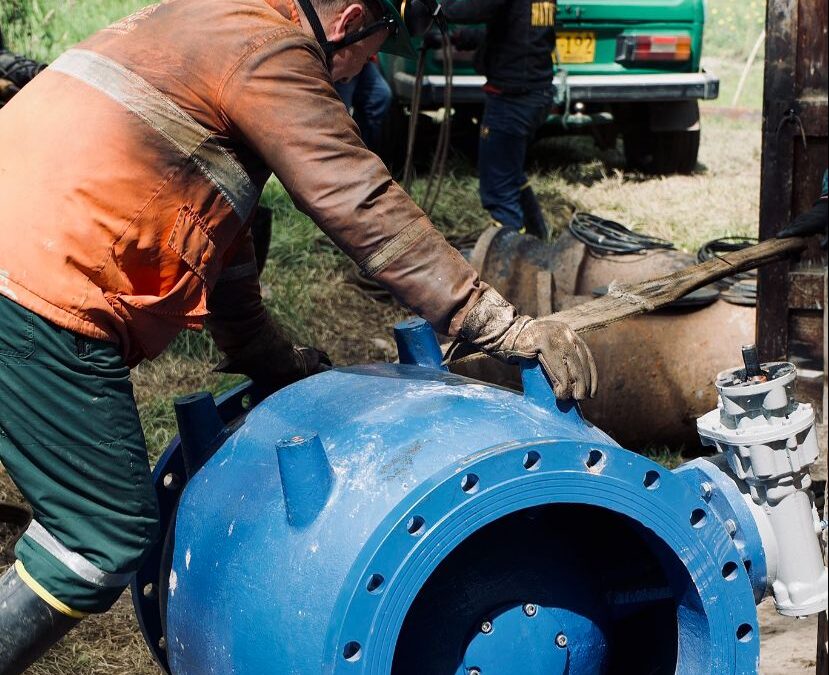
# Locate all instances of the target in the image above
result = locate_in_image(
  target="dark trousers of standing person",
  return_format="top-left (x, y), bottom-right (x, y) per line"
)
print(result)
top-left (335, 61), bottom-right (392, 155)
top-left (478, 87), bottom-right (554, 234)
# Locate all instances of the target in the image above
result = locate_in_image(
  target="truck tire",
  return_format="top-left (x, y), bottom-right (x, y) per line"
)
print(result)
top-left (623, 127), bottom-right (700, 174)
top-left (621, 100), bottom-right (701, 175)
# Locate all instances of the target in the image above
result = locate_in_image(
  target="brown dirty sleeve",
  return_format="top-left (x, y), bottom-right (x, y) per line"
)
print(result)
top-left (206, 231), bottom-right (271, 356)
top-left (218, 33), bottom-right (486, 335)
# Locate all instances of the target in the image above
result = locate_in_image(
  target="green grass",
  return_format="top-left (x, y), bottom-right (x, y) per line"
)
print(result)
top-left (704, 0), bottom-right (766, 60)
top-left (2, 0), bottom-right (148, 60)
top-left (701, 56), bottom-right (764, 110)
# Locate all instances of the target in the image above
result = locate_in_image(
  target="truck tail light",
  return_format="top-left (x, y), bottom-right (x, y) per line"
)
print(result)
top-left (615, 35), bottom-right (692, 63)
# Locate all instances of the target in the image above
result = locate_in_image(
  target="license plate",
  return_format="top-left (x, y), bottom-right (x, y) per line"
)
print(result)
top-left (556, 31), bottom-right (596, 64)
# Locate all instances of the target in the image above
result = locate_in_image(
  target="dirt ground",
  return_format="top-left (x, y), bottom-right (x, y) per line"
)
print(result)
top-left (758, 600), bottom-right (819, 674)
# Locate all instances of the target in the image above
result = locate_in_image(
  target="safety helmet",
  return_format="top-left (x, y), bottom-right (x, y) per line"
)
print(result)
top-left (373, 0), bottom-right (416, 58)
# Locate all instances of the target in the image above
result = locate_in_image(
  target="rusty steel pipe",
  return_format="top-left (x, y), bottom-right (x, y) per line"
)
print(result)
top-left (455, 226), bottom-right (756, 448)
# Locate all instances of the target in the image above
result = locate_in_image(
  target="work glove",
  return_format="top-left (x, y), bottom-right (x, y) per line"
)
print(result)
top-left (459, 288), bottom-right (597, 400)
top-left (776, 198), bottom-right (827, 241)
top-left (214, 318), bottom-right (331, 393)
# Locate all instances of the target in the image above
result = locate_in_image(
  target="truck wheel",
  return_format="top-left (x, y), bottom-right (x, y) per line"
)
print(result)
top-left (623, 127), bottom-right (700, 174)
top-left (621, 100), bottom-right (701, 175)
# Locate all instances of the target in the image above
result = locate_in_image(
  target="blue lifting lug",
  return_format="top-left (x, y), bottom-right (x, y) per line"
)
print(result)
top-left (276, 433), bottom-right (334, 527)
top-left (394, 317), bottom-right (447, 370)
top-left (520, 359), bottom-right (584, 420)
top-left (174, 391), bottom-right (226, 480)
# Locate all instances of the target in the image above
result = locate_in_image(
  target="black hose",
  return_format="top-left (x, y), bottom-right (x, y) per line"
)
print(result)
top-left (568, 212), bottom-right (675, 255)
top-left (697, 236), bottom-right (758, 304)
top-left (402, 46), bottom-right (427, 192)
top-left (422, 33), bottom-right (453, 214)
top-left (697, 236), bottom-right (758, 276)
top-left (402, 13), bottom-right (453, 214)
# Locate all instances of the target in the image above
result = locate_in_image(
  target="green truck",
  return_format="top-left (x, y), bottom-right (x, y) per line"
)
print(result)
top-left (379, 0), bottom-right (718, 174)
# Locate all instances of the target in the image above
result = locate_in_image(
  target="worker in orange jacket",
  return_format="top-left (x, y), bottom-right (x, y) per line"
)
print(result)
top-left (0, 0), bottom-right (596, 670)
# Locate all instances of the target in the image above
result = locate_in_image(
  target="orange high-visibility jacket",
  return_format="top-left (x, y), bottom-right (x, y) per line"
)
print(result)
top-left (0, 0), bottom-right (484, 366)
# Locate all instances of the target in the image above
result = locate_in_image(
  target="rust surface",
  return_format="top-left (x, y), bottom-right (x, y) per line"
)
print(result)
top-left (462, 229), bottom-right (762, 447)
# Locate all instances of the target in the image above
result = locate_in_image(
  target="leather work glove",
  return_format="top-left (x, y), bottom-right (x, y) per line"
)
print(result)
top-left (776, 198), bottom-right (827, 241)
top-left (214, 318), bottom-right (331, 393)
top-left (459, 288), bottom-right (597, 400)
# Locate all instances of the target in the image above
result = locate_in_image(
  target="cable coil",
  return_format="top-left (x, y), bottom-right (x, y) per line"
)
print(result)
top-left (568, 212), bottom-right (675, 255)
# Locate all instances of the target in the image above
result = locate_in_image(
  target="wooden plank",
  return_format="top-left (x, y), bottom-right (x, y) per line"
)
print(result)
top-left (796, 0), bottom-right (828, 94)
top-left (789, 311), bottom-right (824, 366)
top-left (797, 100), bottom-right (828, 137)
top-left (789, 271), bottom-right (826, 310)
top-left (758, 0), bottom-right (799, 360)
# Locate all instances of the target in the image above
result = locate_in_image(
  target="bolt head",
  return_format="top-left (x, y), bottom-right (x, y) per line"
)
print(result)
top-left (700, 482), bottom-right (713, 500)
top-left (480, 621), bottom-right (493, 634)
top-left (724, 518), bottom-right (738, 536)
top-left (555, 633), bottom-right (568, 648)
top-left (523, 603), bottom-right (537, 617)
top-left (468, 669), bottom-right (481, 675)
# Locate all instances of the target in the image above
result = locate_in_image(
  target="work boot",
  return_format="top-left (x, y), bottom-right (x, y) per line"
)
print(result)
top-left (519, 184), bottom-right (551, 241)
top-left (0, 564), bottom-right (81, 675)
top-left (0, 49), bottom-right (46, 89)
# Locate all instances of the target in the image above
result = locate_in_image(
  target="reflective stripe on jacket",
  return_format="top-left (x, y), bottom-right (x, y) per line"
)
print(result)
top-left (0, 0), bottom-right (484, 366)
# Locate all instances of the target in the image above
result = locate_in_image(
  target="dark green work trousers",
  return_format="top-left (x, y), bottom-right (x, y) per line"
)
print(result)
top-left (0, 295), bottom-right (158, 615)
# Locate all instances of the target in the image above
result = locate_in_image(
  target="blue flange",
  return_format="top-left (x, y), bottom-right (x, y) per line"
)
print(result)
top-left (135, 319), bottom-right (762, 674)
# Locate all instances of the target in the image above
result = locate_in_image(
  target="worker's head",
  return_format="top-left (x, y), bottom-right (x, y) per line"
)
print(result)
top-left (299, 0), bottom-right (414, 80)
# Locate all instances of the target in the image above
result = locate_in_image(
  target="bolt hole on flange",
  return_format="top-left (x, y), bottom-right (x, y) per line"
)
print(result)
top-left (406, 515), bottom-right (426, 537)
top-left (585, 449), bottom-right (605, 471)
top-left (643, 470), bottom-right (661, 490)
top-left (343, 641), bottom-right (363, 662)
top-left (366, 574), bottom-right (385, 594)
top-left (162, 473), bottom-right (180, 491)
top-left (689, 508), bottom-right (707, 528)
top-left (721, 561), bottom-right (739, 581)
top-left (522, 450), bottom-right (541, 471)
top-left (736, 624), bottom-right (754, 643)
top-left (461, 474), bottom-right (480, 494)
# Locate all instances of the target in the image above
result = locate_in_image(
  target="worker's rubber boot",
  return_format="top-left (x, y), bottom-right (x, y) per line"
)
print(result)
top-left (0, 565), bottom-right (81, 675)
top-left (519, 185), bottom-right (551, 241)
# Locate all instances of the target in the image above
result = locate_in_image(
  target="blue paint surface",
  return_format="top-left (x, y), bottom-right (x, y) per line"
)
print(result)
top-left (137, 323), bottom-right (761, 674)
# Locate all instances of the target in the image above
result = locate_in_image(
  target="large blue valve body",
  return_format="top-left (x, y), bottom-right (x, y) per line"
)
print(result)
top-left (134, 322), bottom-right (766, 675)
